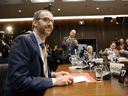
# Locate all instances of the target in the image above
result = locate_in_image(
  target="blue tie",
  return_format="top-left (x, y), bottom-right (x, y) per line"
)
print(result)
top-left (68, 42), bottom-right (73, 54)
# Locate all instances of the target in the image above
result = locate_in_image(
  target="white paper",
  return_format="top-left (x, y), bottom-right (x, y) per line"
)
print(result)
top-left (73, 76), bottom-right (90, 83)
top-left (68, 66), bottom-right (82, 69)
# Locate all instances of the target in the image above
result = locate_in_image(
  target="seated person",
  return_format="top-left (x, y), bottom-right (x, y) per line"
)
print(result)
top-left (102, 41), bottom-right (120, 62)
top-left (83, 45), bottom-right (97, 64)
top-left (124, 38), bottom-right (128, 51)
top-left (97, 49), bottom-right (103, 58)
top-left (116, 38), bottom-right (125, 50)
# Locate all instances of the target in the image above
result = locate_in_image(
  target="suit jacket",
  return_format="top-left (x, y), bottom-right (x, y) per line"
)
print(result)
top-left (102, 48), bottom-right (120, 57)
top-left (61, 37), bottom-right (78, 60)
top-left (124, 44), bottom-right (128, 51)
top-left (4, 33), bottom-right (53, 96)
top-left (83, 51), bottom-right (97, 63)
top-left (116, 44), bottom-right (125, 50)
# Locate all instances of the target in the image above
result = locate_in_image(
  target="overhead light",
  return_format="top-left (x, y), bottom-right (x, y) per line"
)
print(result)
top-left (110, 20), bottom-right (113, 22)
top-left (63, 0), bottom-right (85, 2)
top-left (1, 15), bottom-right (128, 22)
top-left (19, 10), bottom-right (21, 13)
top-left (96, 7), bottom-right (99, 10)
top-left (58, 9), bottom-right (61, 11)
top-left (79, 21), bottom-right (84, 25)
top-left (93, 0), bottom-right (115, 1)
top-left (7, 27), bottom-right (12, 31)
top-left (31, 0), bottom-right (55, 3)
top-left (116, 22), bottom-right (119, 24)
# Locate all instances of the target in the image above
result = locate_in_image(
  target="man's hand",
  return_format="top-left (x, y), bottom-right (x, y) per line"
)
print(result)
top-left (108, 51), bottom-right (113, 54)
top-left (52, 71), bottom-right (70, 78)
top-left (1, 40), bottom-right (6, 46)
top-left (65, 38), bottom-right (71, 45)
top-left (55, 75), bottom-right (73, 86)
top-left (73, 40), bottom-right (78, 46)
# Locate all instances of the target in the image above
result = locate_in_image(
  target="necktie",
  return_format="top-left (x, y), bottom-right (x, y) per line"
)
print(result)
top-left (40, 43), bottom-right (48, 78)
top-left (68, 42), bottom-right (73, 54)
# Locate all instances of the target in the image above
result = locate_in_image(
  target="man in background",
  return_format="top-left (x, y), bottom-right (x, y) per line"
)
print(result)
top-left (61, 29), bottom-right (78, 64)
top-left (83, 45), bottom-right (97, 63)
top-left (4, 10), bottom-right (73, 96)
top-left (102, 41), bottom-right (120, 61)
top-left (124, 38), bottom-right (128, 51)
top-left (0, 31), bottom-right (10, 63)
top-left (116, 38), bottom-right (125, 50)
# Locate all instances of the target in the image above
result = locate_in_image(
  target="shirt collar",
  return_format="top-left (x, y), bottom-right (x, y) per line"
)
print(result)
top-left (33, 31), bottom-right (44, 45)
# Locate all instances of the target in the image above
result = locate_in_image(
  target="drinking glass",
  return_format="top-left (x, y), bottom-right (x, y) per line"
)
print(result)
top-left (95, 65), bottom-right (103, 82)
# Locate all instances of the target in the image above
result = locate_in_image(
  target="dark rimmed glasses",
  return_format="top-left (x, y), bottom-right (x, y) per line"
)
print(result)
top-left (35, 17), bottom-right (54, 24)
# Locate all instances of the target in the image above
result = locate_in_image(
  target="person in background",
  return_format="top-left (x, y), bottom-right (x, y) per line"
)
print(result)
top-left (102, 41), bottom-right (120, 61)
top-left (4, 10), bottom-right (73, 96)
top-left (0, 31), bottom-right (10, 63)
top-left (61, 29), bottom-right (78, 64)
top-left (97, 49), bottom-right (103, 58)
top-left (116, 38), bottom-right (125, 50)
top-left (52, 45), bottom-right (62, 71)
top-left (83, 45), bottom-right (97, 63)
top-left (124, 38), bottom-right (128, 51)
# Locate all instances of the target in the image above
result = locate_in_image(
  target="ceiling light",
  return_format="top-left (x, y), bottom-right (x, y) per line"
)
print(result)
top-left (1, 15), bottom-right (128, 22)
top-left (19, 10), bottom-right (21, 13)
top-left (58, 9), bottom-right (60, 11)
top-left (116, 22), bottom-right (119, 24)
top-left (96, 7), bottom-right (99, 10)
top-left (7, 27), bottom-right (12, 31)
top-left (63, 0), bottom-right (85, 2)
top-left (110, 20), bottom-right (113, 22)
top-left (31, 0), bottom-right (55, 3)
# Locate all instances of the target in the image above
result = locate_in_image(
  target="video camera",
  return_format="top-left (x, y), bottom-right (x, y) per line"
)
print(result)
top-left (5, 31), bottom-right (13, 40)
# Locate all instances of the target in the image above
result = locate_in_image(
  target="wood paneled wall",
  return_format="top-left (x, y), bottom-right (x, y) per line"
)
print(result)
top-left (0, 18), bottom-right (128, 51)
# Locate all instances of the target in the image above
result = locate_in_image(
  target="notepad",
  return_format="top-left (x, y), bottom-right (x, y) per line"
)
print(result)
top-left (73, 76), bottom-right (90, 83)
top-left (70, 73), bottom-right (97, 83)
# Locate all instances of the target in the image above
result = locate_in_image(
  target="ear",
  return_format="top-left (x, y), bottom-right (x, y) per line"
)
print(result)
top-left (33, 19), bottom-right (38, 28)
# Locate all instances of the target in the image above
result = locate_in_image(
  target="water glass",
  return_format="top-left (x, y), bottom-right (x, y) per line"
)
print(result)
top-left (95, 66), bottom-right (103, 82)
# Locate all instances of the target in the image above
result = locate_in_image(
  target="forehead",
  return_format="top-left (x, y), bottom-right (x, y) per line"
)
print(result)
top-left (120, 39), bottom-right (123, 41)
top-left (112, 43), bottom-right (116, 46)
top-left (40, 12), bottom-right (53, 19)
top-left (88, 46), bottom-right (93, 49)
top-left (71, 30), bottom-right (76, 34)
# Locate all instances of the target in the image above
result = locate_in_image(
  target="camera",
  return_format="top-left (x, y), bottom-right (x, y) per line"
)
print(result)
top-left (5, 31), bottom-right (13, 40)
top-left (45, 4), bottom-right (52, 11)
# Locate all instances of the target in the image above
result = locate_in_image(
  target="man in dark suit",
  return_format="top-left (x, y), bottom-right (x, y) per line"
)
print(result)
top-left (61, 29), bottom-right (78, 64)
top-left (83, 45), bottom-right (97, 63)
top-left (102, 41), bottom-right (120, 61)
top-left (4, 10), bottom-right (73, 96)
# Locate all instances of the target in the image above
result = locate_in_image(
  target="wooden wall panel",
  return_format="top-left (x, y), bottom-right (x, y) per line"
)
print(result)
top-left (0, 18), bottom-right (128, 51)
top-left (103, 24), bottom-right (123, 48)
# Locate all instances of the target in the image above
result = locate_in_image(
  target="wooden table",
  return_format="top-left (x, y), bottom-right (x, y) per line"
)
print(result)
top-left (44, 64), bottom-right (128, 96)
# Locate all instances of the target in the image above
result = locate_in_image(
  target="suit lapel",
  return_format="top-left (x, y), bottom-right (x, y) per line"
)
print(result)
top-left (30, 33), bottom-right (42, 60)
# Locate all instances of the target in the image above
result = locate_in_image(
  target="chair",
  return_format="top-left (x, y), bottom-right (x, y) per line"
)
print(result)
top-left (0, 64), bottom-right (8, 96)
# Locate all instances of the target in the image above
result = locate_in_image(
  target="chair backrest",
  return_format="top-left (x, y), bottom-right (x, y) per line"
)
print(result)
top-left (0, 64), bottom-right (8, 96)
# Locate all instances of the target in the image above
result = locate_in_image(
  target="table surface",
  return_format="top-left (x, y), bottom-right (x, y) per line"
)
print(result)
top-left (44, 64), bottom-right (128, 96)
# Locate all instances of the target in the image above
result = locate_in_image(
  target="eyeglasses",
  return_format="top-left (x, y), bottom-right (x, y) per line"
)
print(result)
top-left (36, 17), bottom-right (54, 24)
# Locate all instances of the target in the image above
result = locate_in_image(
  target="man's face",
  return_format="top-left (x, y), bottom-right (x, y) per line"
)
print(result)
top-left (36, 12), bottom-right (54, 37)
top-left (88, 47), bottom-right (93, 54)
top-left (70, 30), bottom-right (76, 38)
top-left (111, 43), bottom-right (116, 49)
top-left (126, 39), bottom-right (128, 44)
top-left (120, 39), bottom-right (124, 44)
